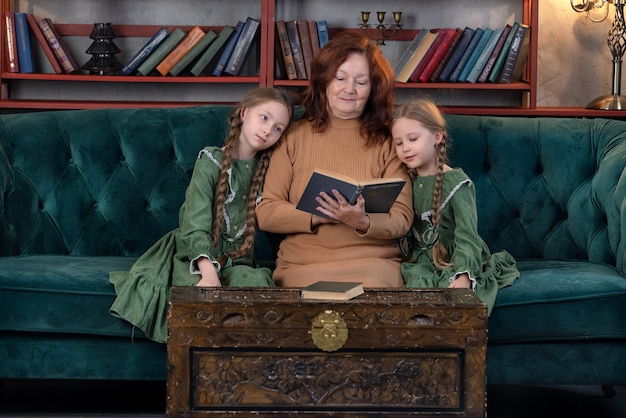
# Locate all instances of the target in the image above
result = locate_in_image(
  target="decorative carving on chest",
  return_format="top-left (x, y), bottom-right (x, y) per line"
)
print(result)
top-left (187, 305), bottom-right (472, 329)
top-left (192, 351), bottom-right (462, 409)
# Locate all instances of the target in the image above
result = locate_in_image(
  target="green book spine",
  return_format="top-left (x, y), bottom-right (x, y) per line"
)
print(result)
top-left (136, 28), bottom-right (185, 76)
top-left (488, 22), bottom-right (518, 83)
top-left (190, 25), bottom-right (234, 76)
top-left (170, 30), bottom-right (217, 76)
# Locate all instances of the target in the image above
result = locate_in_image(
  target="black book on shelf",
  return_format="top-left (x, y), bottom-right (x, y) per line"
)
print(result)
top-left (224, 17), bottom-right (260, 76)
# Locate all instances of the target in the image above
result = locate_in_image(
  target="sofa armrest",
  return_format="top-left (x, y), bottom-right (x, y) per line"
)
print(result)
top-left (594, 119), bottom-right (626, 275)
top-left (613, 159), bottom-right (625, 275)
top-left (0, 138), bottom-right (12, 255)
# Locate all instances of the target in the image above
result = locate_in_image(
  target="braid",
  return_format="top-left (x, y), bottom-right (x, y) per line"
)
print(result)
top-left (210, 109), bottom-right (241, 248)
top-left (432, 134), bottom-right (452, 269)
top-left (228, 150), bottom-right (272, 259)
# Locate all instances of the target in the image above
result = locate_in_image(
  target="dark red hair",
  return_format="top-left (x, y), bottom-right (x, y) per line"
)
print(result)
top-left (300, 32), bottom-right (395, 147)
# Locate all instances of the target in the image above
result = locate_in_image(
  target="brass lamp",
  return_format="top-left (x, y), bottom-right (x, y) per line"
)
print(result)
top-left (571, 0), bottom-right (626, 110)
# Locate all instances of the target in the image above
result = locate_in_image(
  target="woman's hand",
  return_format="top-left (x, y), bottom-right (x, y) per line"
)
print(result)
top-left (314, 191), bottom-right (370, 232)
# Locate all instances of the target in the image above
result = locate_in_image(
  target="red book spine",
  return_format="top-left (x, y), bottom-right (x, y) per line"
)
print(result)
top-left (418, 28), bottom-right (458, 83)
top-left (4, 12), bottom-right (19, 72)
top-left (37, 18), bottom-right (79, 74)
top-left (26, 14), bottom-right (62, 74)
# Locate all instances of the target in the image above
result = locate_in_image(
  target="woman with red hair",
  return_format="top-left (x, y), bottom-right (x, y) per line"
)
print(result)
top-left (256, 33), bottom-right (413, 288)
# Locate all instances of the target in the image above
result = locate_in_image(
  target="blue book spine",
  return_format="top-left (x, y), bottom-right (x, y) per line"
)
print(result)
top-left (458, 28), bottom-right (493, 82)
top-left (212, 21), bottom-right (244, 76)
top-left (449, 28), bottom-right (483, 82)
top-left (316, 20), bottom-right (329, 49)
top-left (14, 13), bottom-right (34, 73)
top-left (224, 17), bottom-right (260, 76)
top-left (439, 27), bottom-right (474, 82)
top-left (121, 28), bottom-right (169, 75)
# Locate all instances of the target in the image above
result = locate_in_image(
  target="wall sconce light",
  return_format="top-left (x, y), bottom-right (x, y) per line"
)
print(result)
top-left (571, 0), bottom-right (626, 110)
top-left (360, 11), bottom-right (402, 46)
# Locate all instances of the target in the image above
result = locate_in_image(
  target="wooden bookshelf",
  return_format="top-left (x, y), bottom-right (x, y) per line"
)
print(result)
top-left (0, 0), bottom-right (542, 112)
top-left (267, 0), bottom-right (538, 110)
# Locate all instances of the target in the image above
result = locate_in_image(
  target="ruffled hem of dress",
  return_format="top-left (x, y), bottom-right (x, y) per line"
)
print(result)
top-left (109, 271), bottom-right (170, 344)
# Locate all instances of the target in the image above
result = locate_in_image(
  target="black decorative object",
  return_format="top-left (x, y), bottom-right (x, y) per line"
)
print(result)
top-left (82, 23), bottom-right (123, 75)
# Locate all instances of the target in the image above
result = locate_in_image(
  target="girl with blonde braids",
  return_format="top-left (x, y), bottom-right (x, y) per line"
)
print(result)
top-left (391, 99), bottom-right (518, 314)
top-left (109, 88), bottom-right (293, 342)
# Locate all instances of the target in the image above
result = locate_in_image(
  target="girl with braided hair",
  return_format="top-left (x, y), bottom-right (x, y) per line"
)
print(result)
top-left (391, 98), bottom-right (518, 314)
top-left (109, 88), bottom-right (293, 342)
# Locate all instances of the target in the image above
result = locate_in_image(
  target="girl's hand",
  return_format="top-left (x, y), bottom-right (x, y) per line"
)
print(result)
top-left (195, 257), bottom-right (221, 287)
top-left (448, 273), bottom-right (471, 289)
top-left (196, 275), bottom-right (221, 287)
top-left (314, 191), bottom-right (370, 232)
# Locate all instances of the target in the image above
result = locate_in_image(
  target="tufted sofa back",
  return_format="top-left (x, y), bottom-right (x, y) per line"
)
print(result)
top-left (1, 108), bottom-right (625, 276)
top-left (446, 115), bottom-right (625, 275)
top-left (0, 106), bottom-right (232, 257)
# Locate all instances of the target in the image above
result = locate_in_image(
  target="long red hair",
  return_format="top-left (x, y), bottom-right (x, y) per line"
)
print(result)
top-left (300, 32), bottom-right (395, 147)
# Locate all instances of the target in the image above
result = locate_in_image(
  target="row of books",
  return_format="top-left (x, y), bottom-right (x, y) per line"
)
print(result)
top-left (3, 12), bottom-right (261, 77)
top-left (122, 17), bottom-right (260, 77)
top-left (274, 20), bottom-right (329, 80)
top-left (394, 22), bottom-right (530, 84)
top-left (4, 12), bottom-right (80, 74)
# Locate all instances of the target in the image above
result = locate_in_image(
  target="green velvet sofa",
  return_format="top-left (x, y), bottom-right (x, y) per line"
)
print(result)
top-left (1, 105), bottom-right (625, 389)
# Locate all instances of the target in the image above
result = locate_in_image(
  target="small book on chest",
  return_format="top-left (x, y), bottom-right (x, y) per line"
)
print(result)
top-left (296, 169), bottom-right (406, 218)
top-left (300, 281), bottom-right (364, 301)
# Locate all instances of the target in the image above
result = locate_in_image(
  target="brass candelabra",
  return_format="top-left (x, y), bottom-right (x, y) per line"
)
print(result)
top-left (360, 11), bottom-right (402, 45)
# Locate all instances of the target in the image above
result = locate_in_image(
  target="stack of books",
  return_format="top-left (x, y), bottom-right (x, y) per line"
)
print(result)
top-left (274, 20), bottom-right (328, 80)
top-left (394, 22), bottom-right (530, 84)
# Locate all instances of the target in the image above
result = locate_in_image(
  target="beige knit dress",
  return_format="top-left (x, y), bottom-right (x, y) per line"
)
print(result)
top-left (256, 115), bottom-right (414, 288)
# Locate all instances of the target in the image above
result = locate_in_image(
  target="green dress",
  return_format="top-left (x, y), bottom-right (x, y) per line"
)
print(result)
top-left (109, 147), bottom-right (274, 343)
top-left (401, 168), bottom-right (519, 314)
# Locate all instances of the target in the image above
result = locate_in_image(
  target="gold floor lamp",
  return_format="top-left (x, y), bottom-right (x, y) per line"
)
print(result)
top-left (571, 0), bottom-right (626, 110)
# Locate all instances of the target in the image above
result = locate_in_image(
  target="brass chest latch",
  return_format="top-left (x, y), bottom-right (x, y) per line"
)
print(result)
top-left (311, 310), bottom-right (348, 352)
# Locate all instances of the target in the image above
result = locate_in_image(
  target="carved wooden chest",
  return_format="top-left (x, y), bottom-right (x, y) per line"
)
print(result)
top-left (166, 287), bottom-right (487, 417)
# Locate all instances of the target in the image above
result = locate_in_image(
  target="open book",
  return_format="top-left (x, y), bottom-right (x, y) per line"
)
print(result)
top-left (296, 169), bottom-right (406, 218)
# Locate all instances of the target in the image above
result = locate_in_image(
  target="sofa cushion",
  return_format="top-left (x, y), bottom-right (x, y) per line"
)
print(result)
top-left (0, 255), bottom-right (141, 337)
top-left (489, 259), bottom-right (626, 344)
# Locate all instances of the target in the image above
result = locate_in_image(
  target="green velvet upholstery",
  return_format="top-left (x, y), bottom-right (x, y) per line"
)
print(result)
top-left (0, 107), bottom-right (625, 387)
top-left (446, 115), bottom-right (626, 385)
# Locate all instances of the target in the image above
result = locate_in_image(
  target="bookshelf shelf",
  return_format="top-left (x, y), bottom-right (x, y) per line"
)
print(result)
top-left (0, 0), bottom-right (539, 111)
top-left (0, 72), bottom-right (261, 84)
